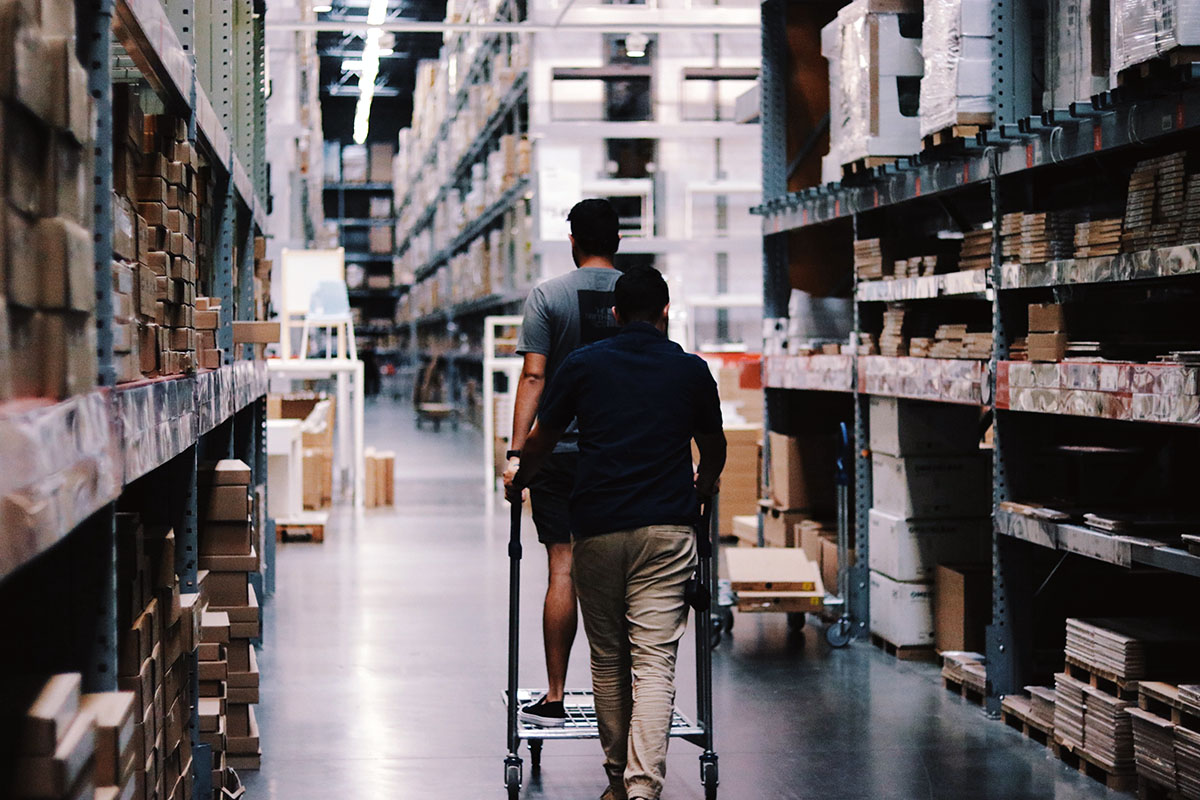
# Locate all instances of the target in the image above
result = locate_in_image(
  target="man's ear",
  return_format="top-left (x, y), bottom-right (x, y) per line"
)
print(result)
top-left (568, 234), bottom-right (575, 248)
top-left (661, 303), bottom-right (670, 323)
top-left (612, 306), bottom-right (623, 326)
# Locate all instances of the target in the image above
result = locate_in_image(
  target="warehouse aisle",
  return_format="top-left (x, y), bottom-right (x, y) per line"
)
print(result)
top-left (241, 402), bottom-right (1112, 800)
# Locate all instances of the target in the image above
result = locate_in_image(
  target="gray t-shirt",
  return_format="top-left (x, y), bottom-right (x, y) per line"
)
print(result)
top-left (516, 267), bottom-right (621, 452)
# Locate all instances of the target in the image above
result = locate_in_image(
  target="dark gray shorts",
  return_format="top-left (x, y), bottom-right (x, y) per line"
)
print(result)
top-left (529, 451), bottom-right (579, 545)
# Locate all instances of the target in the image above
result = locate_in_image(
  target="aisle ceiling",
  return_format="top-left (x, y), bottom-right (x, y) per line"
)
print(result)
top-left (318, 0), bottom-right (447, 144)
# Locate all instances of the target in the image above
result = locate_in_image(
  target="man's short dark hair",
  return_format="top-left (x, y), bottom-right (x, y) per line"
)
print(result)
top-left (568, 199), bottom-right (620, 257)
top-left (614, 266), bottom-right (669, 322)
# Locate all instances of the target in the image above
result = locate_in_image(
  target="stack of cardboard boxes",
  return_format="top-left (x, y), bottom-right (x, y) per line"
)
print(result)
top-left (1028, 302), bottom-right (1068, 362)
top-left (867, 397), bottom-right (990, 650)
top-left (15, 674), bottom-right (141, 799)
top-left (197, 460), bottom-right (263, 781)
top-left (195, 297), bottom-right (222, 369)
top-left (111, 87), bottom-right (208, 381)
top-left (761, 431), bottom-right (835, 549)
top-left (114, 512), bottom-right (202, 800)
top-left (1, 0), bottom-right (96, 401)
top-left (364, 448), bottom-right (396, 508)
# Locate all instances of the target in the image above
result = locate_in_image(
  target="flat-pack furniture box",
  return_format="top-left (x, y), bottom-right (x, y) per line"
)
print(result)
top-left (869, 569), bottom-right (934, 646)
top-left (868, 509), bottom-right (989, 582)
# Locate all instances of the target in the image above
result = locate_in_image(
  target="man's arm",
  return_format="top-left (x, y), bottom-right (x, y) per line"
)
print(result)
top-left (511, 353), bottom-right (548, 452)
top-left (693, 432), bottom-right (727, 499)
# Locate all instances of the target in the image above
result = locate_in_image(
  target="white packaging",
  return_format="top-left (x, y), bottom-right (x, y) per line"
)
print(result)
top-left (822, 0), bottom-right (924, 166)
top-left (868, 508), bottom-right (989, 582)
top-left (919, 0), bottom-right (996, 137)
top-left (1044, 0), bottom-right (1110, 108)
top-left (869, 569), bottom-right (934, 646)
top-left (868, 396), bottom-right (981, 456)
top-left (1111, 0), bottom-right (1200, 78)
top-left (871, 452), bottom-right (991, 518)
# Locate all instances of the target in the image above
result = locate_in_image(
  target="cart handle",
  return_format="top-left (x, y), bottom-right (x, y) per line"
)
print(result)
top-left (509, 499), bottom-right (523, 561)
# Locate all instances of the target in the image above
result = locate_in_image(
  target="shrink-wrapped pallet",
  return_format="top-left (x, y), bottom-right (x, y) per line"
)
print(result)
top-left (918, 0), bottom-right (994, 138)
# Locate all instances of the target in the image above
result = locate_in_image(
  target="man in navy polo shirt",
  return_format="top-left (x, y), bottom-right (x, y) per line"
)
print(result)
top-left (506, 266), bottom-right (727, 800)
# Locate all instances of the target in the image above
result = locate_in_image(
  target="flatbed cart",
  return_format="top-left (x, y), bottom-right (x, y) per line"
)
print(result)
top-left (503, 500), bottom-right (721, 799)
top-left (723, 422), bottom-right (854, 648)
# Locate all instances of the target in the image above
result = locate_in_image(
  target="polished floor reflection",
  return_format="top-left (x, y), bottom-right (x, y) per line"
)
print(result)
top-left (240, 401), bottom-right (1114, 799)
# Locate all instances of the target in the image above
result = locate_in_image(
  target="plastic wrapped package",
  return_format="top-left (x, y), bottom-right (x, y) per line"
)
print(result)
top-left (1044, 0), bottom-right (1109, 108)
top-left (919, 0), bottom-right (995, 138)
top-left (822, 0), bottom-right (923, 172)
top-left (1111, 0), bottom-right (1200, 77)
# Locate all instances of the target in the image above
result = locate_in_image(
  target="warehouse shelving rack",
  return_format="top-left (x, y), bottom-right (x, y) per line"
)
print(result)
top-left (393, 1), bottom-right (533, 418)
top-left (0, 0), bottom-right (269, 793)
top-left (324, 176), bottom-right (400, 349)
top-left (756, 0), bottom-right (1200, 718)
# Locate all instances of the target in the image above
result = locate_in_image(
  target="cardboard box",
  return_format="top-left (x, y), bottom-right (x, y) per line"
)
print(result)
top-left (1028, 332), bottom-right (1068, 362)
top-left (200, 522), bottom-right (253, 556)
top-left (81, 692), bottom-right (136, 786)
top-left (819, 534), bottom-right (856, 595)
top-left (767, 431), bottom-right (836, 513)
top-left (867, 509), bottom-right (989, 582)
top-left (871, 452), bottom-right (990, 518)
top-left (732, 515), bottom-right (758, 545)
top-left (22, 673), bottom-right (82, 756)
top-left (199, 546), bottom-right (259, 573)
top-left (934, 564), bottom-right (991, 653)
top-left (368, 225), bottom-right (393, 254)
top-left (1028, 303), bottom-right (1065, 333)
top-left (203, 485), bottom-right (250, 522)
top-left (13, 705), bottom-right (96, 798)
top-left (868, 397), bottom-right (981, 457)
top-left (36, 217), bottom-right (94, 311)
top-left (760, 502), bottom-right (807, 547)
top-left (201, 460), bottom-right (250, 486)
top-left (205, 572), bottom-right (249, 608)
top-left (869, 569), bottom-right (934, 647)
top-left (200, 611), bottom-right (231, 644)
top-left (232, 321), bottom-right (280, 344)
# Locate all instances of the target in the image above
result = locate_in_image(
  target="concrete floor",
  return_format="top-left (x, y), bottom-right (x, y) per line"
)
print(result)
top-left (240, 400), bottom-right (1117, 799)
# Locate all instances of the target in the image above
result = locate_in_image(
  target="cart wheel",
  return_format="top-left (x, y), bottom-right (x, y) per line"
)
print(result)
top-left (710, 626), bottom-right (723, 650)
top-left (505, 757), bottom-right (522, 798)
top-left (786, 612), bottom-right (806, 630)
top-left (529, 740), bottom-right (542, 773)
top-left (825, 618), bottom-right (853, 648)
top-left (700, 753), bottom-right (719, 799)
top-left (719, 607), bottom-right (734, 633)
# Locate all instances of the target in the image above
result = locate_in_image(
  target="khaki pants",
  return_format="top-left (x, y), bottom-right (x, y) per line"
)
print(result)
top-left (572, 525), bottom-right (697, 800)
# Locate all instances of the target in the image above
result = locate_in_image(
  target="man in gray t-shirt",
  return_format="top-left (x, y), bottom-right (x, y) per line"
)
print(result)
top-left (506, 199), bottom-right (621, 727)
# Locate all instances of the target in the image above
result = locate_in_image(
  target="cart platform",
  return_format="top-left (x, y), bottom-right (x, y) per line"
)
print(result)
top-left (508, 689), bottom-right (705, 742)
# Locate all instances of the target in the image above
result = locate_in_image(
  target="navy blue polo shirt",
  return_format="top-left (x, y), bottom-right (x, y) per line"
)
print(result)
top-left (537, 322), bottom-right (723, 538)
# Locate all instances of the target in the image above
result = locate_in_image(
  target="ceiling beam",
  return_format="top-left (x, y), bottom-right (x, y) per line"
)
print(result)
top-left (272, 20), bottom-right (760, 33)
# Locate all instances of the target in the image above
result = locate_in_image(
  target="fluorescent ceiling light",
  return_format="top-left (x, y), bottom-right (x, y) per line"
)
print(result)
top-left (352, 0), bottom-right (389, 143)
top-left (313, 3), bottom-right (332, 11)
top-left (342, 58), bottom-right (364, 71)
top-left (379, 47), bottom-right (394, 55)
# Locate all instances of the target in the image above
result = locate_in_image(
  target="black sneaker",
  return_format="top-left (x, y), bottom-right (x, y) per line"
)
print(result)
top-left (519, 697), bottom-right (566, 727)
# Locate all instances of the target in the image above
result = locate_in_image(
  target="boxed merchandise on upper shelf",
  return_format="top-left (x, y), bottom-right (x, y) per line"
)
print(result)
top-left (1111, 0), bottom-right (1200, 79)
top-left (1044, 0), bottom-right (1109, 109)
top-left (1, 0), bottom-right (97, 403)
top-left (821, 0), bottom-right (923, 182)
top-left (918, 0), bottom-right (994, 139)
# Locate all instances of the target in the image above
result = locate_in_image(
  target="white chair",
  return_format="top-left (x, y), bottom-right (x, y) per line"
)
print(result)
top-left (299, 280), bottom-right (358, 360)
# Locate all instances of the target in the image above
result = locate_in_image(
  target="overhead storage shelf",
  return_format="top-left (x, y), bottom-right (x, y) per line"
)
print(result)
top-left (0, 362), bottom-right (268, 583)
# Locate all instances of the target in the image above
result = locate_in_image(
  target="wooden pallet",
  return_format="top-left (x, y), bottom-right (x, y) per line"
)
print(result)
top-left (277, 513), bottom-right (328, 543)
top-left (1053, 739), bottom-right (1138, 792)
top-left (922, 124), bottom-right (985, 151)
top-left (1117, 47), bottom-right (1200, 87)
top-left (1000, 696), bottom-right (1054, 747)
top-left (841, 156), bottom-right (896, 179)
top-left (942, 676), bottom-right (986, 706)
top-left (869, 632), bottom-right (937, 662)
top-left (1137, 776), bottom-right (1187, 800)
top-left (1139, 682), bottom-right (1200, 731)
top-left (1064, 655), bottom-right (1140, 701)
